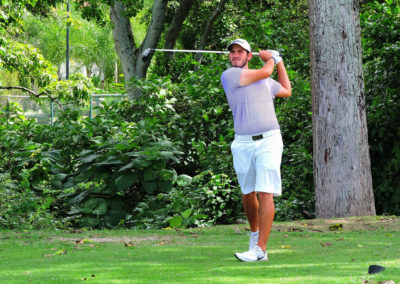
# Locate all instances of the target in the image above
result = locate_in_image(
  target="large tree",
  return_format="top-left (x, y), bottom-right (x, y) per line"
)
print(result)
top-left (308, 0), bottom-right (375, 218)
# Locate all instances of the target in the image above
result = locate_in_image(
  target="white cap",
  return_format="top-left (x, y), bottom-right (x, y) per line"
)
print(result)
top-left (227, 39), bottom-right (251, 53)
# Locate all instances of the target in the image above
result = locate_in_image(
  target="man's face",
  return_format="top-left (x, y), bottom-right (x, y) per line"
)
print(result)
top-left (229, 44), bottom-right (251, 68)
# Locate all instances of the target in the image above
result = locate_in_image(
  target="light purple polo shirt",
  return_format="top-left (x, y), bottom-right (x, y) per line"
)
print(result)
top-left (221, 67), bottom-right (282, 135)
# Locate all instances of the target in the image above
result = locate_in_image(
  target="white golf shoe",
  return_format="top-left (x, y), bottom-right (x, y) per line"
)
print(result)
top-left (235, 245), bottom-right (268, 262)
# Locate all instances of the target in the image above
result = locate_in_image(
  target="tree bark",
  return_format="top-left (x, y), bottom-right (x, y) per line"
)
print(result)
top-left (308, 0), bottom-right (375, 218)
top-left (110, 1), bottom-right (136, 86)
top-left (135, 0), bottom-right (168, 79)
top-left (110, 0), bottom-right (167, 98)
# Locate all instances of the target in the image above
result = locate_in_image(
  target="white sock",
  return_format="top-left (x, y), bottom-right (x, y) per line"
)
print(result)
top-left (251, 231), bottom-right (259, 236)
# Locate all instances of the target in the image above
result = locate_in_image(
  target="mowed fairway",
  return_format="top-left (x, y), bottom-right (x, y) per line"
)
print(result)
top-left (0, 216), bottom-right (399, 284)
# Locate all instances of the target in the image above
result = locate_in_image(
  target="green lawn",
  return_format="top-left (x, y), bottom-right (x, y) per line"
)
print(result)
top-left (0, 216), bottom-right (399, 283)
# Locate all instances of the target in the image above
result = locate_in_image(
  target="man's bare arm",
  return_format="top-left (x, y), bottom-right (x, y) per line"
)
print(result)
top-left (239, 50), bottom-right (274, 86)
top-left (274, 61), bottom-right (292, 98)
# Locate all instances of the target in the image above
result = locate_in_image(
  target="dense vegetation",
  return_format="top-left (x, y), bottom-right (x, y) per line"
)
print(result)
top-left (0, 1), bottom-right (399, 229)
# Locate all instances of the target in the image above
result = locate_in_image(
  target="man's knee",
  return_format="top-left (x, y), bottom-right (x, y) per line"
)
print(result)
top-left (258, 192), bottom-right (274, 202)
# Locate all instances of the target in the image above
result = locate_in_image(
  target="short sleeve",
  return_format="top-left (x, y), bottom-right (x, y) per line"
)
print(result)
top-left (221, 68), bottom-right (243, 95)
top-left (267, 77), bottom-right (282, 98)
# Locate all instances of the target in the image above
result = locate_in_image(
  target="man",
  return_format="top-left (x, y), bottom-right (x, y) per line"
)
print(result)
top-left (221, 39), bottom-right (291, 262)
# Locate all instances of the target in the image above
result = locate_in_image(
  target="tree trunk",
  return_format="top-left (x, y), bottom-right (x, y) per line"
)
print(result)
top-left (110, 0), bottom-right (167, 98)
top-left (194, 0), bottom-right (228, 66)
top-left (110, 1), bottom-right (136, 90)
top-left (308, 0), bottom-right (376, 218)
top-left (164, 0), bottom-right (196, 50)
top-left (135, 0), bottom-right (168, 79)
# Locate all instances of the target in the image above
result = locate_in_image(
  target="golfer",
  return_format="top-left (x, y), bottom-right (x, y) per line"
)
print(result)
top-left (221, 39), bottom-right (291, 262)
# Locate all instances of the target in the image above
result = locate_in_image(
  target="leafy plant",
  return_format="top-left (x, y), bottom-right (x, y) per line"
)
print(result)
top-left (168, 209), bottom-right (207, 229)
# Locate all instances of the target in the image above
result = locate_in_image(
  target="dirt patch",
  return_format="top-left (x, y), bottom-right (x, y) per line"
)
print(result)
top-left (273, 216), bottom-right (400, 233)
top-left (50, 235), bottom-right (180, 244)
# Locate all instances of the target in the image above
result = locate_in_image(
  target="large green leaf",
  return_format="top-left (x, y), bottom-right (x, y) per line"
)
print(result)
top-left (181, 209), bottom-right (192, 219)
top-left (143, 168), bottom-right (157, 181)
top-left (119, 160), bottom-right (135, 172)
top-left (53, 173), bottom-right (67, 181)
top-left (159, 169), bottom-right (177, 182)
top-left (92, 199), bottom-right (108, 215)
top-left (115, 173), bottom-right (137, 191)
top-left (93, 156), bottom-right (124, 166)
top-left (142, 181), bottom-right (157, 194)
top-left (168, 215), bottom-right (182, 228)
top-left (80, 154), bottom-right (100, 164)
top-left (152, 160), bottom-right (166, 170)
top-left (177, 174), bottom-right (192, 187)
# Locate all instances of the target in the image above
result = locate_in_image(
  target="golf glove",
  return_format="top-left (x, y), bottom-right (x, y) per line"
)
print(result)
top-left (268, 50), bottom-right (280, 57)
top-left (268, 50), bottom-right (282, 65)
top-left (272, 55), bottom-right (282, 65)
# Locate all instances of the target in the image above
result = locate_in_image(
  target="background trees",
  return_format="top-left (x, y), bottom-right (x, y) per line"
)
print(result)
top-left (1, 0), bottom-right (399, 229)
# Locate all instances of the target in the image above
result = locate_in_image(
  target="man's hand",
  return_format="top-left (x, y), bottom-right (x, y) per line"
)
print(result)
top-left (259, 50), bottom-right (273, 63)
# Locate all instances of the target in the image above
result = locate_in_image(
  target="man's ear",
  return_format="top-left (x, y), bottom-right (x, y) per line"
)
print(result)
top-left (248, 52), bottom-right (253, 61)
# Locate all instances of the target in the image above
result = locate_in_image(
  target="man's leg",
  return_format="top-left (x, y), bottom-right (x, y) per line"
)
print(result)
top-left (257, 192), bottom-right (275, 252)
top-left (242, 192), bottom-right (259, 232)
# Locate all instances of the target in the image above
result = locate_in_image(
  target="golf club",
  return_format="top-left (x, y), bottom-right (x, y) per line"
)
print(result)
top-left (142, 48), bottom-right (264, 58)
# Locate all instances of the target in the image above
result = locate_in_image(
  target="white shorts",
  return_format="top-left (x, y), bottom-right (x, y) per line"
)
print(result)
top-left (230, 129), bottom-right (283, 196)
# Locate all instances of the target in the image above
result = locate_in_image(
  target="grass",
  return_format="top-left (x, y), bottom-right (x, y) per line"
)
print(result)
top-left (0, 216), bottom-right (399, 283)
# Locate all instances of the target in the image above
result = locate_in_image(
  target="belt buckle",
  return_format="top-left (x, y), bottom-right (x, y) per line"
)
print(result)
top-left (252, 134), bottom-right (263, 141)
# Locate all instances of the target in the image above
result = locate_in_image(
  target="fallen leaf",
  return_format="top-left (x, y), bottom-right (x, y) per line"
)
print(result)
top-left (320, 242), bottom-right (332, 247)
top-left (329, 223), bottom-right (343, 231)
top-left (281, 245), bottom-right (291, 249)
top-left (124, 241), bottom-right (135, 247)
top-left (43, 254), bottom-right (53, 258)
top-left (191, 235), bottom-right (199, 238)
top-left (55, 248), bottom-right (67, 255)
top-left (287, 227), bottom-right (303, 232)
top-left (68, 230), bottom-right (83, 234)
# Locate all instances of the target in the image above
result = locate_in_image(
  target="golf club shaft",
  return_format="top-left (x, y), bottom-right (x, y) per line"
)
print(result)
top-left (143, 48), bottom-right (260, 57)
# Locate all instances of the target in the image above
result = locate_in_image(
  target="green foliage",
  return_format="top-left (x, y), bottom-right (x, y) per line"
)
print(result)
top-left (168, 209), bottom-right (207, 229)
top-left (361, 1), bottom-right (400, 215)
top-left (1, 0), bottom-right (400, 231)
top-left (0, 36), bottom-right (94, 105)
top-left (22, 6), bottom-right (118, 81)
top-left (167, 171), bottom-right (242, 226)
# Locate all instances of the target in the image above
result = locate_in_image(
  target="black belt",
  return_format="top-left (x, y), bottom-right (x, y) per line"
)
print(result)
top-left (252, 134), bottom-right (264, 141)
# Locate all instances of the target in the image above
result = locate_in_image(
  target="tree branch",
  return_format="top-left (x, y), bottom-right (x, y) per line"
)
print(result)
top-left (195, 0), bottom-right (228, 64)
top-left (164, 0), bottom-right (197, 50)
top-left (0, 86), bottom-right (62, 107)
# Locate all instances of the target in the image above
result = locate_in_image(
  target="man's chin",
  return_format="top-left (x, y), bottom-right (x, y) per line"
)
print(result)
top-left (231, 62), bottom-right (245, 68)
